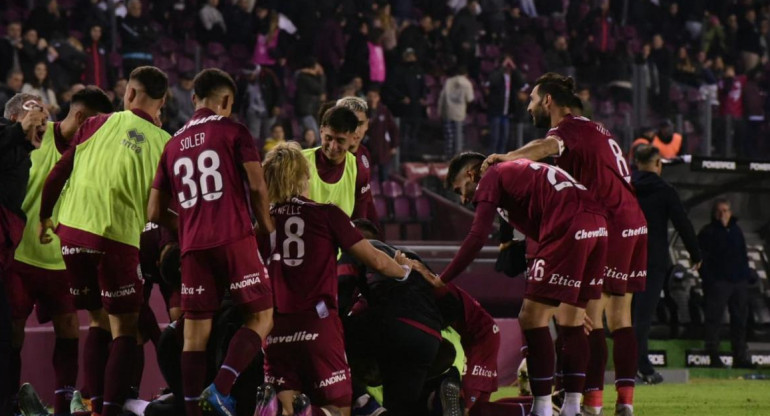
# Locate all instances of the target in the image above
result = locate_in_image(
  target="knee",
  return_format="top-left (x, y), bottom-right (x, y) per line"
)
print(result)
top-left (89, 309), bottom-right (110, 330)
top-left (244, 308), bottom-right (274, 338)
top-left (53, 313), bottom-right (80, 339)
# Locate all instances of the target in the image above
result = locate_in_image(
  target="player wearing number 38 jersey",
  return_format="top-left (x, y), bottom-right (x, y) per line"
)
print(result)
top-left (149, 69), bottom-right (275, 416)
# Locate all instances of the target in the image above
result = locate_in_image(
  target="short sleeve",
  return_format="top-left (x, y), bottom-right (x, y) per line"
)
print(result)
top-left (152, 150), bottom-right (171, 192)
top-left (546, 125), bottom-right (571, 156)
top-left (327, 205), bottom-right (365, 250)
top-left (473, 166), bottom-right (502, 206)
top-left (234, 124), bottom-right (261, 163)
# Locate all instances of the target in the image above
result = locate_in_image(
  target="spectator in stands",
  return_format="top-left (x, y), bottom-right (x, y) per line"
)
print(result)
top-left (586, 0), bottom-right (618, 57)
top-left (698, 199), bottom-right (755, 369)
top-left (75, 0), bottom-right (111, 40)
top-left (632, 144), bottom-right (701, 384)
top-left (262, 123), bottom-right (286, 154)
top-left (485, 55), bottom-right (523, 154)
top-left (717, 65), bottom-right (746, 156)
top-left (21, 61), bottom-right (59, 119)
top-left (25, 0), bottom-right (68, 41)
top-left (167, 71), bottom-right (195, 132)
top-left (366, 85), bottom-right (399, 182)
top-left (545, 35), bottom-right (574, 77)
top-left (649, 34), bottom-right (674, 116)
top-left (725, 14), bottom-right (740, 64)
top-left (111, 77), bottom-right (127, 110)
top-left (438, 66), bottom-right (474, 158)
top-left (702, 15), bottom-right (728, 58)
top-left (577, 85), bottom-right (594, 119)
top-left (295, 58), bottom-right (325, 143)
top-left (119, 0), bottom-right (155, 76)
top-left (0, 22), bottom-right (23, 82)
top-left (301, 127), bottom-right (317, 149)
top-left (398, 14), bottom-right (435, 69)
top-left (673, 46), bottom-right (699, 87)
top-left (450, 1), bottom-right (482, 77)
top-left (737, 8), bottom-right (762, 72)
top-left (224, 0), bottom-right (255, 47)
top-left (342, 19), bottom-right (372, 87)
top-left (18, 29), bottom-right (48, 83)
top-left (82, 25), bottom-right (109, 90)
top-left (659, 2), bottom-right (685, 47)
top-left (197, 0), bottom-right (227, 45)
top-left (235, 63), bottom-right (282, 144)
top-left (374, 3), bottom-right (398, 53)
top-left (314, 10), bottom-right (346, 96)
top-left (253, 6), bottom-right (291, 78)
top-left (368, 29), bottom-right (387, 85)
top-left (385, 48), bottom-right (426, 155)
top-left (0, 70), bottom-right (24, 110)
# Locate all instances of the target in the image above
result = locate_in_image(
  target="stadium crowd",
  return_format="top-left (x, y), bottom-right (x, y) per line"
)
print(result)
top-left (0, 1), bottom-right (766, 416)
top-left (2, 0), bottom-right (770, 168)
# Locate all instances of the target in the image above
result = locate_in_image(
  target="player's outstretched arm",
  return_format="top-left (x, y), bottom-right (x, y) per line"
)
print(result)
top-left (243, 161), bottom-right (275, 235)
top-left (349, 239), bottom-right (412, 280)
top-left (481, 136), bottom-right (562, 173)
top-left (147, 188), bottom-right (178, 232)
top-left (439, 200), bottom-right (498, 283)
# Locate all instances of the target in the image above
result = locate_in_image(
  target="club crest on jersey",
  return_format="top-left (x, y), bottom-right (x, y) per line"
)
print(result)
top-left (122, 128), bottom-right (145, 154)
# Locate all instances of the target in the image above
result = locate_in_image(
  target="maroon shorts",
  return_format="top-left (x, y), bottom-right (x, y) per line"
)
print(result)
top-left (604, 212), bottom-right (648, 295)
top-left (3, 260), bottom-right (76, 320)
top-left (61, 244), bottom-right (144, 314)
top-left (181, 236), bottom-right (272, 317)
top-left (264, 312), bottom-right (352, 407)
top-left (525, 212), bottom-right (607, 307)
top-left (462, 326), bottom-right (501, 400)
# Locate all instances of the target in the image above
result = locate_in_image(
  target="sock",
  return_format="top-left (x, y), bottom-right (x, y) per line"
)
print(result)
top-left (84, 327), bottom-right (112, 414)
top-left (213, 328), bottom-right (262, 396)
top-left (522, 327), bottom-right (554, 416)
top-left (182, 351), bottom-right (207, 416)
top-left (553, 334), bottom-right (564, 392)
top-left (613, 327), bottom-right (637, 405)
top-left (470, 400), bottom-right (528, 416)
top-left (53, 337), bottom-right (79, 414)
top-left (584, 328), bottom-right (606, 409)
top-left (132, 344), bottom-right (145, 388)
top-left (558, 325), bottom-right (588, 415)
top-left (562, 392), bottom-right (581, 416)
top-left (102, 335), bottom-right (138, 416)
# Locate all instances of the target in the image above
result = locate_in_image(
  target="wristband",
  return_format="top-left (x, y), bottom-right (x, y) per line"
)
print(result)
top-left (396, 264), bottom-right (411, 281)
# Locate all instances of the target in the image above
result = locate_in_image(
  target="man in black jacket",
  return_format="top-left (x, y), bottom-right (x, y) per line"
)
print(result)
top-left (119, 0), bottom-right (155, 76)
top-left (0, 93), bottom-right (48, 414)
top-left (631, 145), bottom-right (701, 383)
top-left (485, 55), bottom-right (524, 154)
top-left (698, 198), bottom-right (754, 368)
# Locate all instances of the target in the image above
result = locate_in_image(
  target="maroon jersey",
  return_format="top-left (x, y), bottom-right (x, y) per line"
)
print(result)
top-left (270, 196), bottom-right (364, 314)
top-left (475, 160), bottom-right (599, 242)
top-left (440, 159), bottom-right (602, 282)
top-left (548, 115), bottom-right (637, 214)
top-left (152, 108), bottom-right (260, 254)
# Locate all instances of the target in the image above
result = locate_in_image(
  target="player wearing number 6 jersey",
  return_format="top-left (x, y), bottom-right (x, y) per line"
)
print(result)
top-left (148, 68), bottom-right (275, 416)
top-left (483, 73), bottom-right (648, 416)
top-left (258, 142), bottom-right (418, 416)
top-left (441, 153), bottom-right (607, 416)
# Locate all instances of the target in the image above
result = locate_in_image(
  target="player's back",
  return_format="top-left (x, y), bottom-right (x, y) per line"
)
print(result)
top-left (550, 115), bottom-right (638, 215)
top-left (161, 109), bottom-right (256, 252)
top-left (490, 159), bottom-right (600, 242)
top-left (270, 196), bottom-right (361, 314)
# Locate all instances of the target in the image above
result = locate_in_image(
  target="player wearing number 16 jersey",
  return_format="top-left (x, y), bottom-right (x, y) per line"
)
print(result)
top-left (441, 153), bottom-right (607, 416)
top-left (148, 69), bottom-right (275, 416)
top-left (484, 73), bottom-right (648, 416)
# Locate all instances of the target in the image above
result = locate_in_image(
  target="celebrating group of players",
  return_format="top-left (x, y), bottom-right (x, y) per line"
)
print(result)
top-left (0, 65), bottom-right (647, 416)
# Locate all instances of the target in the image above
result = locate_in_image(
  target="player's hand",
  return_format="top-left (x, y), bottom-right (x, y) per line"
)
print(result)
top-left (39, 218), bottom-right (55, 244)
top-left (691, 261), bottom-right (702, 271)
top-left (583, 314), bottom-right (594, 335)
top-left (415, 262), bottom-right (445, 288)
top-left (481, 153), bottom-right (508, 174)
top-left (393, 250), bottom-right (413, 266)
top-left (499, 241), bottom-right (513, 252)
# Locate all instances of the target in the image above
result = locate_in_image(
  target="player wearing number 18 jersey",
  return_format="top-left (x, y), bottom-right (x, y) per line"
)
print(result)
top-left (148, 69), bottom-right (274, 416)
top-left (484, 73), bottom-right (648, 416)
top-left (441, 153), bottom-right (607, 416)
top-left (259, 142), bottom-right (417, 416)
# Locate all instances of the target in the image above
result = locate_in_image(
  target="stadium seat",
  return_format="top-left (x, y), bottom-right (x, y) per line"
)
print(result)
top-left (414, 196), bottom-right (432, 222)
top-left (183, 39), bottom-right (200, 58)
top-left (404, 181), bottom-right (423, 199)
top-left (373, 195), bottom-right (389, 219)
top-left (159, 37), bottom-right (178, 54)
top-left (178, 57), bottom-right (196, 73)
top-left (382, 181), bottom-right (403, 199)
top-left (392, 197), bottom-right (412, 221)
top-left (206, 42), bottom-right (226, 57)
